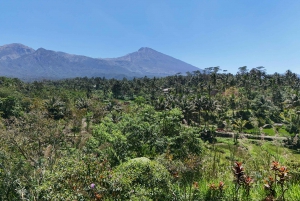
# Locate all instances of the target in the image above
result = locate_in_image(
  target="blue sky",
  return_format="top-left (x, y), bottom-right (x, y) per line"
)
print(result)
top-left (1, 0), bottom-right (300, 74)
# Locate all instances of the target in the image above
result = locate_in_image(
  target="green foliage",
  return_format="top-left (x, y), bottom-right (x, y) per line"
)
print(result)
top-left (169, 126), bottom-right (203, 159)
top-left (0, 150), bottom-right (31, 200)
top-left (44, 97), bottom-right (67, 120)
top-left (86, 106), bottom-right (200, 164)
top-left (263, 128), bottom-right (276, 136)
top-left (1, 71), bottom-right (300, 200)
top-left (86, 117), bottom-right (128, 165)
top-left (32, 153), bottom-right (110, 200)
top-left (134, 96), bottom-right (146, 105)
top-left (106, 157), bottom-right (171, 200)
top-left (0, 96), bottom-right (22, 118)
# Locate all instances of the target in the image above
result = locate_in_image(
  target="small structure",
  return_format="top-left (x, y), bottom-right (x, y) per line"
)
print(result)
top-left (263, 124), bottom-right (272, 129)
top-left (273, 123), bottom-right (283, 127)
top-left (162, 88), bottom-right (170, 93)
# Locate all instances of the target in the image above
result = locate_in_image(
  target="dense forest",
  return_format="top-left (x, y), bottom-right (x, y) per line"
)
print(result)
top-left (1, 66), bottom-right (300, 200)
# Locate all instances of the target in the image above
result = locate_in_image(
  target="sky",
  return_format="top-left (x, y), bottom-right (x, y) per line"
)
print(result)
top-left (1, 0), bottom-right (300, 74)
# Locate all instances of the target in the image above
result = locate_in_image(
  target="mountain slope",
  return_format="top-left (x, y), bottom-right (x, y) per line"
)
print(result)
top-left (0, 43), bottom-right (201, 80)
top-left (1, 48), bottom-right (134, 79)
top-left (0, 43), bottom-right (35, 61)
top-left (106, 47), bottom-right (199, 77)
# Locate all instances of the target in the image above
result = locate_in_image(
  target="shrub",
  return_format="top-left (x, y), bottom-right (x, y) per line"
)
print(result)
top-left (104, 157), bottom-right (172, 200)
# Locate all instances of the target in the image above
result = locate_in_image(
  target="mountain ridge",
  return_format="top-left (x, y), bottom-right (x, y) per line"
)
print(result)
top-left (0, 43), bottom-right (35, 61)
top-left (0, 43), bottom-right (201, 80)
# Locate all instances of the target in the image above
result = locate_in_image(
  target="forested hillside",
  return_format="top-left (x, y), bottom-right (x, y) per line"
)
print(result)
top-left (1, 67), bottom-right (300, 200)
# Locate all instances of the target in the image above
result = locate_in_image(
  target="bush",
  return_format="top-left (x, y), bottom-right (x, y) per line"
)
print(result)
top-left (105, 157), bottom-right (172, 200)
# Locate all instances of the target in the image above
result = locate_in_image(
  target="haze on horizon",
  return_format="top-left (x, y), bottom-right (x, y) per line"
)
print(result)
top-left (1, 0), bottom-right (300, 75)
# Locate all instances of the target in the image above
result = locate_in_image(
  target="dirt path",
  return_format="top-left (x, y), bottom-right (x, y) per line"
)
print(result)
top-left (215, 131), bottom-right (288, 141)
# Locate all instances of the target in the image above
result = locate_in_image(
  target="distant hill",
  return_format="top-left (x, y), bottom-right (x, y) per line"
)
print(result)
top-left (0, 43), bottom-right (201, 80)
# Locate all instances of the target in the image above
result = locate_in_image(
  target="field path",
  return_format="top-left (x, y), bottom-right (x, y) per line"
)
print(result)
top-left (215, 131), bottom-right (288, 141)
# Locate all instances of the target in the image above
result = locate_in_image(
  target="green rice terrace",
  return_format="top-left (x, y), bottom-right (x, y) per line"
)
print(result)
top-left (1, 68), bottom-right (300, 200)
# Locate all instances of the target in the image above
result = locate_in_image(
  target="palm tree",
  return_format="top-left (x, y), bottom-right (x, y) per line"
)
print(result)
top-left (249, 117), bottom-right (260, 135)
top-left (223, 119), bottom-right (232, 132)
top-left (44, 97), bottom-right (66, 120)
top-left (75, 97), bottom-right (90, 110)
top-left (285, 94), bottom-right (300, 109)
top-left (195, 96), bottom-right (208, 126)
top-left (232, 118), bottom-right (248, 144)
top-left (176, 95), bottom-right (195, 125)
top-left (233, 118), bottom-right (248, 133)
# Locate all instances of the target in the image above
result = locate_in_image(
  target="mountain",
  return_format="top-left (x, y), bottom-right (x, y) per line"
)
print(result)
top-left (0, 43), bottom-right (201, 80)
top-left (0, 43), bottom-right (35, 61)
top-left (105, 47), bottom-right (200, 77)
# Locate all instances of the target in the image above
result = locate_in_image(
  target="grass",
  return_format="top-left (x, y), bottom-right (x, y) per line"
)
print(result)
top-left (243, 127), bottom-right (292, 137)
top-left (243, 128), bottom-right (260, 135)
top-left (262, 128), bottom-right (276, 136)
top-left (193, 138), bottom-right (300, 200)
top-left (278, 128), bottom-right (291, 137)
top-left (264, 127), bottom-right (292, 137)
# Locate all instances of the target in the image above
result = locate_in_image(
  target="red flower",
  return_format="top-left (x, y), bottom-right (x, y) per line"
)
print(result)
top-left (264, 177), bottom-right (274, 189)
top-left (219, 181), bottom-right (225, 190)
top-left (233, 161), bottom-right (245, 184)
top-left (244, 176), bottom-right (253, 185)
top-left (209, 183), bottom-right (217, 190)
top-left (271, 161), bottom-right (280, 171)
top-left (278, 166), bottom-right (288, 173)
top-left (193, 181), bottom-right (199, 189)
